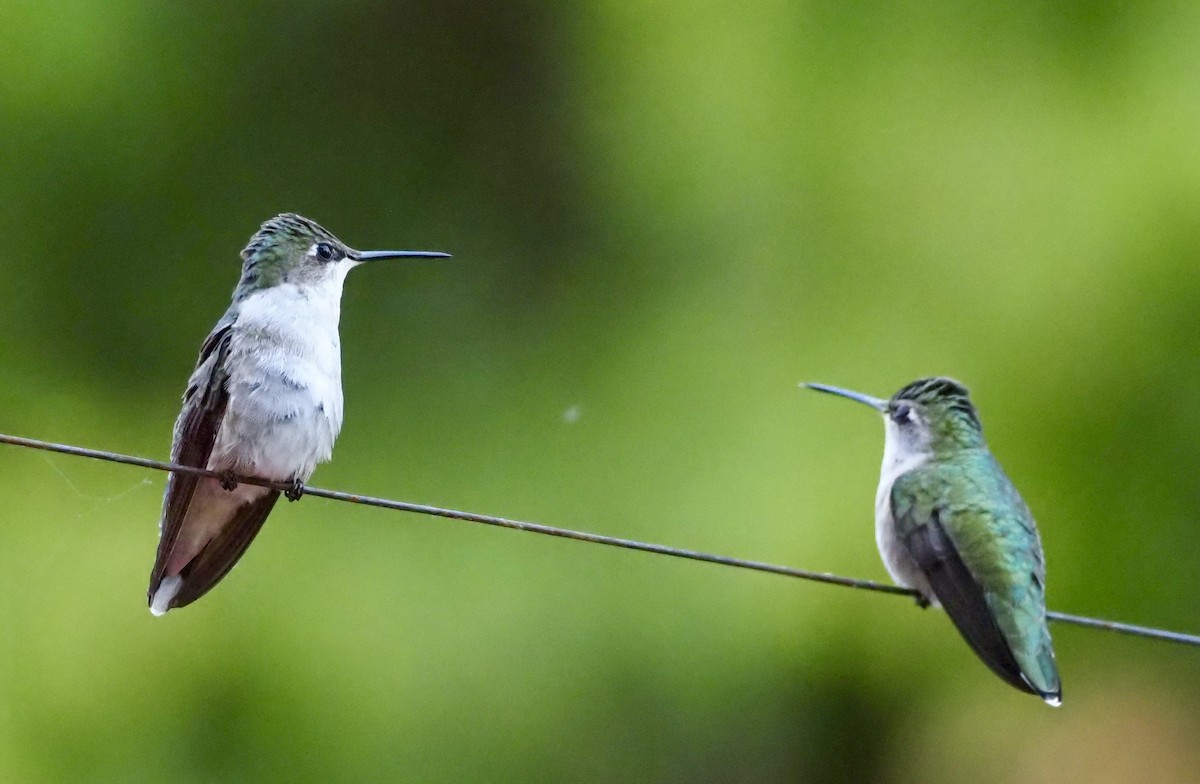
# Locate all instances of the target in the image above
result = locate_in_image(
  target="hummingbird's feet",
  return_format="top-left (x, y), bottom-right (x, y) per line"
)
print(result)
top-left (219, 470), bottom-right (239, 491)
top-left (284, 479), bottom-right (305, 502)
top-left (914, 593), bottom-right (932, 609)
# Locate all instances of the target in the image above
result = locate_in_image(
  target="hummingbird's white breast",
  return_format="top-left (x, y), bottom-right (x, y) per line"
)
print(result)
top-left (210, 265), bottom-right (351, 481)
top-left (874, 418), bottom-right (936, 599)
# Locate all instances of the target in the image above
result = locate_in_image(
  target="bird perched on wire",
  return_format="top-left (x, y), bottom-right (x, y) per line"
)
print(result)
top-left (147, 213), bottom-right (448, 615)
top-left (805, 377), bottom-right (1062, 705)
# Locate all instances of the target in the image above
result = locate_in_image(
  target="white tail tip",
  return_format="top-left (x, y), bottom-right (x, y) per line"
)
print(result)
top-left (1043, 695), bottom-right (1062, 708)
top-left (150, 576), bottom-right (183, 616)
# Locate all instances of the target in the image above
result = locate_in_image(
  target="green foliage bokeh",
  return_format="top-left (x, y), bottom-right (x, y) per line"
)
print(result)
top-left (0, 3), bottom-right (1197, 782)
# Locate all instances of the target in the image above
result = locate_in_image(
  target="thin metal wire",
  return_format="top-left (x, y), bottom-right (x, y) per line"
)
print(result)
top-left (1, 431), bottom-right (1197, 647)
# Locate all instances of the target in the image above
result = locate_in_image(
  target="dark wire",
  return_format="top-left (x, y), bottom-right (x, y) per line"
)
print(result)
top-left (1, 431), bottom-right (1197, 647)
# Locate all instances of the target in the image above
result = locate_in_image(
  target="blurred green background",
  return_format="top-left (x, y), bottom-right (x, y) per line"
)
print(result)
top-left (1, 2), bottom-right (1198, 782)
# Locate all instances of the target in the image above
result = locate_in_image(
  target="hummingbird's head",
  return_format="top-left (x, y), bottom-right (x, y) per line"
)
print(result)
top-left (234, 213), bottom-right (449, 297)
top-left (885, 377), bottom-right (984, 454)
top-left (805, 376), bottom-right (986, 461)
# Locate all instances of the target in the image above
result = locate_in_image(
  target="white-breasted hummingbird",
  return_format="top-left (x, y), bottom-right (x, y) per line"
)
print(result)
top-left (147, 213), bottom-right (449, 615)
top-left (805, 377), bottom-right (1062, 705)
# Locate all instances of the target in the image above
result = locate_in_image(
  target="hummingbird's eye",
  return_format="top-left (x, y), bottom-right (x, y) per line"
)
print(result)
top-left (315, 242), bottom-right (336, 261)
top-left (892, 403), bottom-right (913, 423)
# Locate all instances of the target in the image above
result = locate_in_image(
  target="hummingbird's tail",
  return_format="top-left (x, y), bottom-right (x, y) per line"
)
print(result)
top-left (148, 482), bottom-right (280, 615)
top-left (1021, 640), bottom-right (1063, 707)
top-left (150, 576), bottom-right (183, 616)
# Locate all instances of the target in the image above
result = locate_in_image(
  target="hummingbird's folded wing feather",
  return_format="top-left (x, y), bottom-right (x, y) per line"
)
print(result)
top-left (168, 489), bottom-right (280, 609)
top-left (902, 511), bottom-right (1035, 695)
top-left (146, 315), bottom-right (236, 603)
top-left (890, 471), bottom-right (1037, 697)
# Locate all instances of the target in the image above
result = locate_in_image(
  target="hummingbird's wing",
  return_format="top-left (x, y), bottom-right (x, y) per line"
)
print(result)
top-left (149, 315), bottom-right (234, 589)
top-left (890, 461), bottom-right (1061, 704)
top-left (147, 310), bottom-right (269, 609)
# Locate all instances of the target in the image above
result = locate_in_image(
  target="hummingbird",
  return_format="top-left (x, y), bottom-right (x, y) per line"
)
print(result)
top-left (147, 213), bottom-right (449, 616)
top-left (805, 377), bottom-right (1062, 706)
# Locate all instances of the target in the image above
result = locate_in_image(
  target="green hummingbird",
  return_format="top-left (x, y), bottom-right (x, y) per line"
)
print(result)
top-left (805, 377), bottom-right (1062, 706)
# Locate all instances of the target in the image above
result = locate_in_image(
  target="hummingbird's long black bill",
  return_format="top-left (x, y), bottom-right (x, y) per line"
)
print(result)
top-left (353, 249), bottom-right (452, 261)
top-left (803, 382), bottom-right (887, 411)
